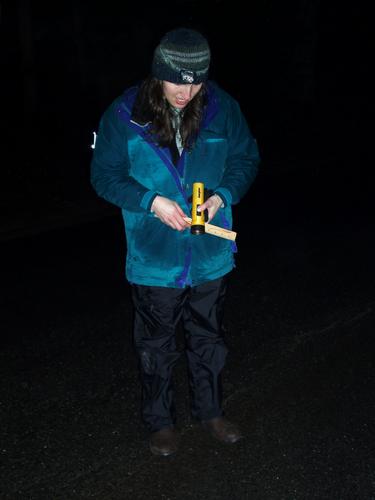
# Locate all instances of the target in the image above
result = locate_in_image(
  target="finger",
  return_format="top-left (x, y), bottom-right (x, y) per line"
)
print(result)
top-left (199, 199), bottom-right (213, 212)
top-left (207, 205), bottom-right (219, 223)
top-left (176, 216), bottom-right (189, 229)
top-left (172, 219), bottom-right (188, 231)
top-left (175, 203), bottom-right (188, 218)
top-left (166, 214), bottom-right (189, 231)
top-left (172, 208), bottom-right (190, 226)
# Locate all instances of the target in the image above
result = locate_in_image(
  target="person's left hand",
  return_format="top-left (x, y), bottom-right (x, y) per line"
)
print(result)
top-left (197, 194), bottom-right (223, 223)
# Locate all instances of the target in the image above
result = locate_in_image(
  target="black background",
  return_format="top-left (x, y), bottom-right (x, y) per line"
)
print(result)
top-left (1, 0), bottom-right (372, 220)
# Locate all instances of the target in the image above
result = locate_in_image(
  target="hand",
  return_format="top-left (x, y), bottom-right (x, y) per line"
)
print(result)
top-left (151, 196), bottom-right (189, 231)
top-left (198, 194), bottom-right (223, 223)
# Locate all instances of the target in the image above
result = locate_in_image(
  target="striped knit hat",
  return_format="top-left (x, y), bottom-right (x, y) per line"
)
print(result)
top-left (152, 28), bottom-right (210, 84)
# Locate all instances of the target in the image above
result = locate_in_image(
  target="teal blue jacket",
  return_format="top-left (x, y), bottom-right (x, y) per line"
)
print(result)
top-left (91, 82), bottom-right (260, 288)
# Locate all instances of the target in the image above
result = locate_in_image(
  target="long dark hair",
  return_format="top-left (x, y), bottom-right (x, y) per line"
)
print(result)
top-left (132, 77), bottom-right (207, 150)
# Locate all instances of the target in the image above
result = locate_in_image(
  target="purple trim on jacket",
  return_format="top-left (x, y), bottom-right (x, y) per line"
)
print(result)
top-left (175, 247), bottom-right (192, 287)
top-left (176, 150), bottom-right (187, 178)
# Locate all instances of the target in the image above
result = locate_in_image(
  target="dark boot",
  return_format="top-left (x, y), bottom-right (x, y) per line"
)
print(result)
top-left (202, 417), bottom-right (243, 444)
top-left (149, 427), bottom-right (179, 456)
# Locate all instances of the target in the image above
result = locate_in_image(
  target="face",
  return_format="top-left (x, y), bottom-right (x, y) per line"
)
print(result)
top-left (162, 81), bottom-right (203, 109)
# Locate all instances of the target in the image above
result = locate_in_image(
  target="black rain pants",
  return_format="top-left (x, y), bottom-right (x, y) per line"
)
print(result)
top-left (131, 276), bottom-right (229, 432)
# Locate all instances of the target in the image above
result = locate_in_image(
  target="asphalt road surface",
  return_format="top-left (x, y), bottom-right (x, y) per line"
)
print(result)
top-left (1, 169), bottom-right (374, 499)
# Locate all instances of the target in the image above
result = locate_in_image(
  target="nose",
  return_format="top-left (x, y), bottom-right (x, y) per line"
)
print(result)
top-left (180, 85), bottom-right (193, 99)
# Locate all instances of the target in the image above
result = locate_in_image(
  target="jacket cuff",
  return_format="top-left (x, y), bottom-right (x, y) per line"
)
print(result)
top-left (140, 191), bottom-right (159, 212)
top-left (214, 188), bottom-right (232, 207)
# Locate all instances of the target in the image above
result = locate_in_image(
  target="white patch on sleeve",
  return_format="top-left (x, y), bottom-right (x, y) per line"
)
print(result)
top-left (91, 131), bottom-right (97, 149)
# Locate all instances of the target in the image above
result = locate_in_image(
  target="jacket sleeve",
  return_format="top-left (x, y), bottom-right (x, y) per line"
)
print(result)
top-left (215, 99), bottom-right (260, 206)
top-left (90, 101), bottom-right (158, 212)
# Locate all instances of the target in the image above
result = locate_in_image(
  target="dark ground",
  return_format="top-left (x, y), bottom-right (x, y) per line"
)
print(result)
top-left (1, 163), bottom-right (374, 499)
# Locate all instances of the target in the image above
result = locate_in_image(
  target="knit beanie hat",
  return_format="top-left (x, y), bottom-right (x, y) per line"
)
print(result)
top-left (152, 28), bottom-right (210, 84)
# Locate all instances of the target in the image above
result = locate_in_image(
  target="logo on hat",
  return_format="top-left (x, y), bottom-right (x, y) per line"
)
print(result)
top-left (180, 70), bottom-right (195, 83)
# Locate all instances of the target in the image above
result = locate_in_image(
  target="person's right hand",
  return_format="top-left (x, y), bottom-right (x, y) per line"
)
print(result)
top-left (151, 196), bottom-right (189, 231)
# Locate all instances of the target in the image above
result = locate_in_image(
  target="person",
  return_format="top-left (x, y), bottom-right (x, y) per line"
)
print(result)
top-left (90, 27), bottom-right (260, 456)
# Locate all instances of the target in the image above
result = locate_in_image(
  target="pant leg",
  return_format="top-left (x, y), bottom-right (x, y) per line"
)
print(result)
top-left (182, 276), bottom-right (229, 421)
top-left (131, 284), bottom-right (188, 432)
